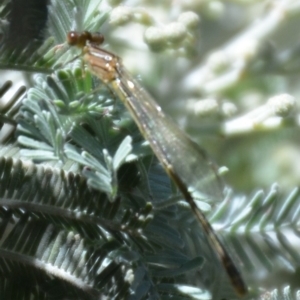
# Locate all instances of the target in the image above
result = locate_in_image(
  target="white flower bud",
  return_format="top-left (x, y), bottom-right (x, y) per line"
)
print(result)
top-left (221, 102), bottom-right (237, 117)
top-left (188, 98), bottom-right (219, 116)
top-left (205, 1), bottom-right (224, 19)
top-left (109, 6), bottom-right (132, 26)
top-left (164, 22), bottom-right (187, 45)
top-left (144, 26), bottom-right (166, 51)
top-left (267, 94), bottom-right (295, 117)
top-left (178, 11), bottom-right (200, 29)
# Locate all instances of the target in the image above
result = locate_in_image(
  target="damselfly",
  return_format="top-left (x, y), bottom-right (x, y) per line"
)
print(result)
top-left (67, 31), bottom-right (247, 297)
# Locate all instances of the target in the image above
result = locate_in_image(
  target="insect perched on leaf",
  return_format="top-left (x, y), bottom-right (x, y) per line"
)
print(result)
top-left (67, 30), bottom-right (247, 297)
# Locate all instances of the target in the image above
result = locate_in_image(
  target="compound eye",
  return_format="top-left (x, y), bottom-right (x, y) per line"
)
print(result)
top-left (91, 32), bottom-right (104, 45)
top-left (67, 31), bottom-right (79, 46)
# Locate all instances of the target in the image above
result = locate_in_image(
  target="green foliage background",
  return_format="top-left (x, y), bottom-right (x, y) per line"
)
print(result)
top-left (0, 0), bottom-right (299, 299)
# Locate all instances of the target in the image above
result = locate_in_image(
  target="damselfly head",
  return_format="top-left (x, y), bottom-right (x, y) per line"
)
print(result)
top-left (67, 31), bottom-right (104, 48)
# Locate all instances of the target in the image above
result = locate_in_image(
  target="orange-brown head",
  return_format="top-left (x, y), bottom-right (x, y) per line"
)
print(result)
top-left (67, 31), bottom-right (104, 48)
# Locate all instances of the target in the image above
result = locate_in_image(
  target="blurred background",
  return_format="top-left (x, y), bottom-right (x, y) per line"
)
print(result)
top-left (98, 0), bottom-right (300, 194)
